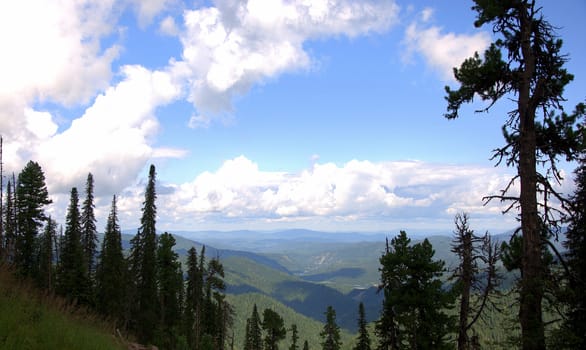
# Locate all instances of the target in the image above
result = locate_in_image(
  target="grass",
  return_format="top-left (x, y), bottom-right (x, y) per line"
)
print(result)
top-left (0, 266), bottom-right (125, 350)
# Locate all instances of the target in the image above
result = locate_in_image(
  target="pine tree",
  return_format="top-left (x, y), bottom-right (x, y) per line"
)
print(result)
top-left (558, 156), bottom-right (586, 348)
top-left (444, 2), bottom-right (585, 348)
top-left (95, 195), bottom-right (126, 323)
top-left (289, 324), bottom-right (299, 350)
top-left (56, 187), bottom-right (90, 304)
top-left (353, 302), bottom-right (371, 350)
top-left (378, 231), bottom-right (455, 349)
top-left (15, 161), bottom-right (51, 278)
top-left (129, 164), bottom-right (159, 343)
top-left (244, 304), bottom-right (263, 350)
top-left (184, 246), bottom-right (201, 349)
top-left (320, 306), bottom-right (341, 350)
top-left (156, 232), bottom-right (184, 350)
top-left (38, 217), bottom-right (57, 292)
top-left (81, 173), bottom-right (98, 281)
top-left (3, 179), bottom-right (16, 264)
top-left (262, 308), bottom-right (286, 350)
top-left (303, 341), bottom-right (309, 350)
top-left (450, 213), bottom-right (501, 350)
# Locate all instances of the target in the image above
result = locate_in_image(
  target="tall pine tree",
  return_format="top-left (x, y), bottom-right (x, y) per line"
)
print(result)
top-left (81, 173), bottom-right (98, 282)
top-left (444, 2), bottom-right (585, 348)
top-left (377, 231), bottom-right (455, 350)
top-left (38, 217), bottom-right (57, 292)
top-left (15, 161), bottom-right (51, 278)
top-left (353, 302), bottom-right (371, 350)
top-left (262, 308), bottom-right (286, 350)
top-left (156, 232), bottom-right (184, 350)
top-left (129, 164), bottom-right (159, 344)
top-left (244, 303), bottom-right (263, 350)
top-left (56, 187), bottom-right (90, 305)
top-left (320, 306), bottom-right (341, 350)
top-left (95, 195), bottom-right (126, 323)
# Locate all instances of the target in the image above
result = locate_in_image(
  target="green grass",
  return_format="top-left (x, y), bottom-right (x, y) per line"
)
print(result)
top-left (0, 267), bottom-right (125, 350)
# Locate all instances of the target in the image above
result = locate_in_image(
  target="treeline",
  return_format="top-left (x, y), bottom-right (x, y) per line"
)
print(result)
top-left (0, 161), bottom-right (230, 349)
top-left (0, 156), bottom-right (585, 350)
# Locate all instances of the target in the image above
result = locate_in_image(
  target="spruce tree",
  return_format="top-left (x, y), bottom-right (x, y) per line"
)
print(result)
top-left (244, 303), bottom-right (263, 350)
top-left (3, 179), bottom-right (16, 264)
top-left (303, 341), bottom-right (309, 350)
top-left (129, 164), bottom-right (159, 343)
top-left (56, 187), bottom-right (90, 304)
top-left (38, 217), bottom-right (57, 292)
top-left (444, 2), bottom-right (585, 348)
top-left (15, 161), bottom-right (51, 278)
top-left (378, 231), bottom-right (455, 349)
top-left (320, 306), bottom-right (341, 350)
top-left (558, 156), bottom-right (586, 348)
top-left (95, 195), bottom-right (126, 323)
top-left (184, 246), bottom-right (201, 349)
top-left (353, 302), bottom-right (371, 350)
top-left (156, 232), bottom-right (184, 349)
top-left (262, 308), bottom-right (286, 350)
top-left (289, 324), bottom-right (299, 350)
top-left (81, 173), bottom-right (98, 281)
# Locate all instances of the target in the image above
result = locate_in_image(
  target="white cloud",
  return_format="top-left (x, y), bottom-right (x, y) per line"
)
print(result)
top-left (0, 0), bottom-right (120, 106)
top-left (157, 156), bottom-right (520, 231)
top-left (403, 11), bottom-right (490, 80)
top-left (159, 15), bottom-right (179, 36)
top-left (174, 0), bottom-right (400, 119)
top-left (30, 65), bottom-right (183, 195)
top-left (128, 0), bottom-right (176, 27)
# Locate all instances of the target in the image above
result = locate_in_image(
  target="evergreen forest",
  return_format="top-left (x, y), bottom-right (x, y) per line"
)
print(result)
top-left (0, 1), bottom-right (585, 350)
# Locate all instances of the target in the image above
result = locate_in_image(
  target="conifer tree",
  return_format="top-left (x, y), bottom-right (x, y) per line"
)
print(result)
top-left (320, 306), bottom-right (341, 350)
top-left (95, 195), bottom-right (126, 323)
top-left (303, 341), bottom-right (309, 350)
top-left (3, 179), bottom-right (16, 264)
top-left (450, 213), bottom-right (501, 350)
top-left (244, 304), bottom-right (262, 350)
top-left (262, 308), bottom-right (286, 350)
top-left (56, 187), bottom-right (90, 304)
top-left (557, 156), bottom-right (586, 348)
top-left (81, 173), bottom-right (98, 280)
top-left (377, 231), bottom-right (455, 349)
top-left (129, 164), bottom-right (159, 343)
top-left (15, 161), bottom-right (51, 278)
top-left (38, 217), bottom-right (57, 292)
top-left (184, 246), bottom-right (202, 349)
top-left (444, 2), bottom-right (585, 348)
top-left (289, 324), bottom-right (299, 350)
top-left (353, 302), bottom-right (371, 350)
top-left (156, 232), bottom-right (184, 349)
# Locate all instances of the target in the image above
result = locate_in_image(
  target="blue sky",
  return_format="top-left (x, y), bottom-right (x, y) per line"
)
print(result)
top-left (1, 0), bottom-right (584, 234)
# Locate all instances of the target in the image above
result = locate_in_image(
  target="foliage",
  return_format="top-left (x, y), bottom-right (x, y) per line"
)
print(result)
top-left (244, 304), bottom-right (263, 350)
top-left (376, 231), bottom-right (456, 350)
top-left (263, 308), bottom-right (287, 350)
top-left (129, 164), bottom-right (159, 343)
top-left (95, 195), bottom-right (126, 324)
top-left (320, 306), bottom-right (342, 350)
top-left (156, 232), bottom-right (184, 350)
top-left (81, 173), bottom-right (98, 282)
top-left (444, 1), bottom-right (585, 349)
top-left (56, 187), bottom-right (91, 305)
top-left (352, 302), bottom-right (370, 350)
top-left (15, 160), bottom-right (52, 279)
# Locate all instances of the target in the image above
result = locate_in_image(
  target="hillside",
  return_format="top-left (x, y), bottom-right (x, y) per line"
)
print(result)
top-left (0, 267), bottom-right (125, 350)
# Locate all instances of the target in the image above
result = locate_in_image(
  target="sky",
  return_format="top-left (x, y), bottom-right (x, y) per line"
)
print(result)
top-left (0, 0), bottom-right (585, 235)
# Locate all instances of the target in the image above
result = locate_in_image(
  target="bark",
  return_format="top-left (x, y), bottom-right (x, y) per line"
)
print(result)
top-left (518, 4), bottom-right (545, 349)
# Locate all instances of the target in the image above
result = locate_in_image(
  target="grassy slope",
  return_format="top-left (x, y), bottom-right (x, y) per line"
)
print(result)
top-left (0, 268), bottom-right (125, 350)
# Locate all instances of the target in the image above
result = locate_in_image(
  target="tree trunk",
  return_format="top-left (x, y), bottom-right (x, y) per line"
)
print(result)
top-left (457, 231), bottom-right (472, 350)
top-left (518, 4), bottom-right (545, 349)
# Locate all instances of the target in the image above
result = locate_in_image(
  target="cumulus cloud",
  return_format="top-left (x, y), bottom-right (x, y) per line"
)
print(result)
top-left (34, 65), bottom-right (184, 195)
top-left (402, 10), bottom-right (490, 80)
top-left (173, 0), bottom-right (400, 122)
top-left (156, 156), bottom-right (520, 230)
